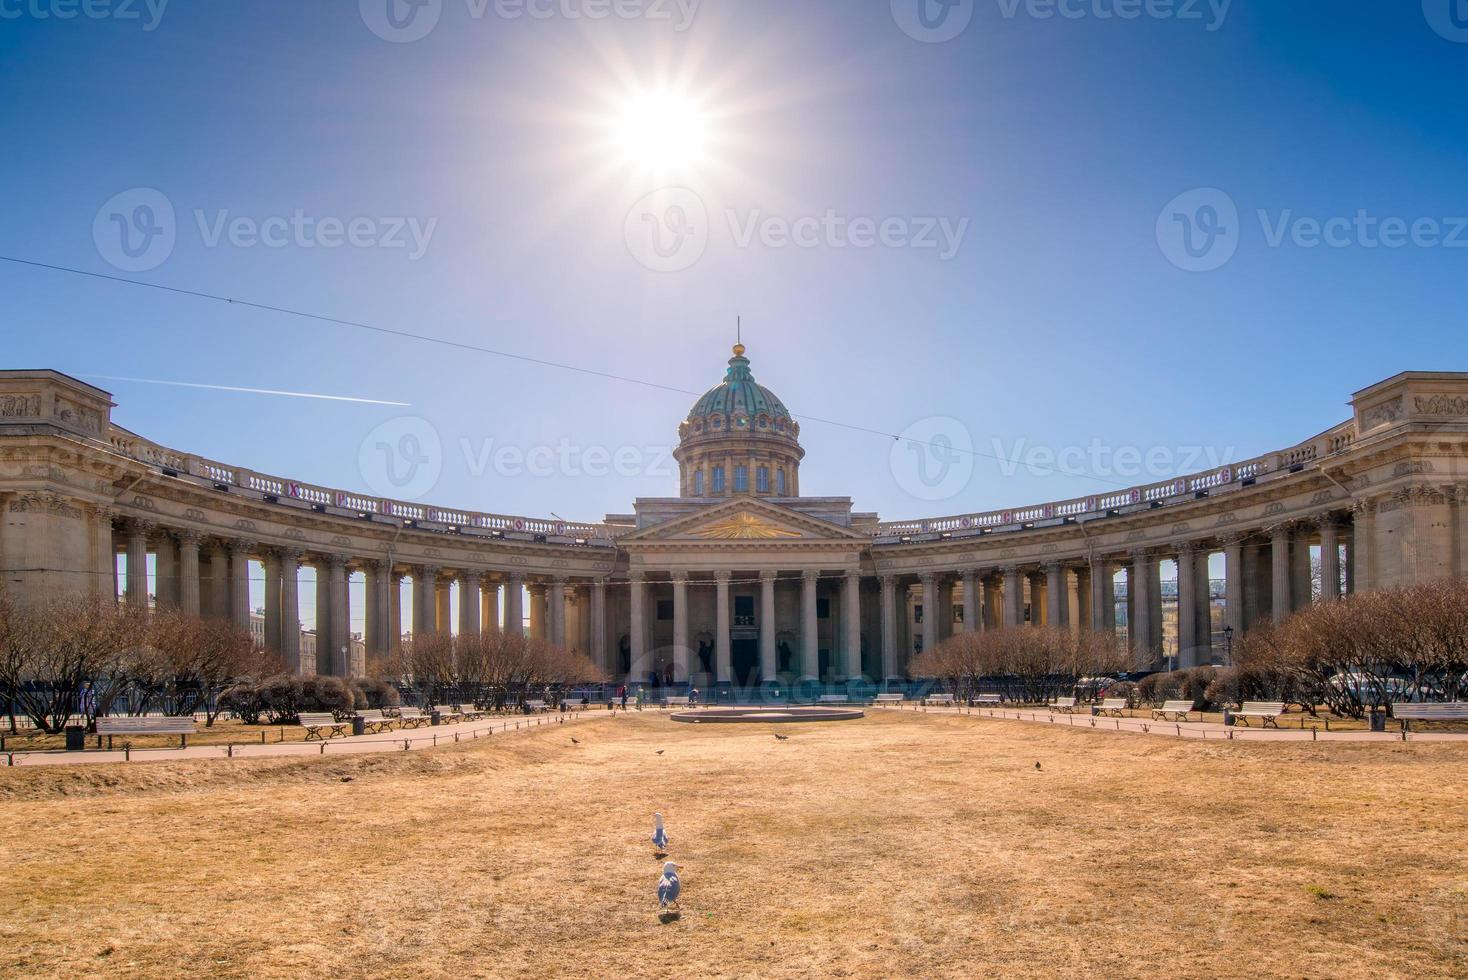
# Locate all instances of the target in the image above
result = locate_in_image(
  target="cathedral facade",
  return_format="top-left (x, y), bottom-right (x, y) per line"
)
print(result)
top-left (3, 353), bottom-right (1468, 691)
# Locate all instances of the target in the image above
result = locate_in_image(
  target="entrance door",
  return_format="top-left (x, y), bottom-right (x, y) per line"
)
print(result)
top-left (731, 638), bottom-right (759, 688)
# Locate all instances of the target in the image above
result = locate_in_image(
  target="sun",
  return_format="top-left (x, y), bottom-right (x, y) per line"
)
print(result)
top-left (608, 88), bottom-right (713, 174)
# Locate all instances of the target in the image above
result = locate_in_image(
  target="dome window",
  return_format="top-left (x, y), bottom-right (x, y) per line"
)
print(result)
top-left (757, 466), bottom-right (770, 492)
top-left (734, 465), bottom-right (749, 492)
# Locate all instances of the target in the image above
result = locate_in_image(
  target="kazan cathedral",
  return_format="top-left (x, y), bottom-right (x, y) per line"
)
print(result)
top-left (0, 349), bottom-right (1465, 693)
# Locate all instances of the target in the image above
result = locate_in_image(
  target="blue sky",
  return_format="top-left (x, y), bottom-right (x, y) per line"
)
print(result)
top-left (4, 0), bottom-right (1467, 535)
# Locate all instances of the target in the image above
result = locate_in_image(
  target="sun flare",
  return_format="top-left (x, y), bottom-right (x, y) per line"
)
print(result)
top-left (607, 88), bottom-right (713, 174)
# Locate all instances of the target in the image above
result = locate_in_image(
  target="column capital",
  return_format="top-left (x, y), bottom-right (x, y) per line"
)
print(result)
top-left (175, 527), bottom-right (203, 544)
top-left (231, 538), bottom-right (258, 554)
top-left (327, 553), bottom-right (351, 569)
top-left (1044, 560), bottom-right (1064, 572)
top-left (758, 570), bottom-right (778, 583)
top-left (801, 569), bottom-right (820, 584)
top-left (844, 568), bottom-right (862, 581)
top-left (628, 571), bottom-right (645, 585)
top-left (362, 556), bottom-right (389, 572)
top-left (713, 569), bottom-right (732, 583)
top-left (278, 547), bottom-right (305, 564)
top-left (590, 576), bottom-right (608, 589)
top-left (121, 516), bottom-right (156, 536)
top-left (419, 563), bottom-right (442, 577)
top-left (550, 574), bottom-right (569, 587)
top-left (461, 568), bottom-right (483, 583)
top-left (670, 571), bottom-right (689, 585)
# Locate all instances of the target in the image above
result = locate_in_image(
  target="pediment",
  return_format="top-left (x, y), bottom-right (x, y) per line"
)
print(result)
top-left (621, 498), bottom-right (867, 544)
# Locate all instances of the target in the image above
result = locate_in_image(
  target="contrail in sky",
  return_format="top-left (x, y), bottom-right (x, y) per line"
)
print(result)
top-left (81, 375), bottom-right (411, 407)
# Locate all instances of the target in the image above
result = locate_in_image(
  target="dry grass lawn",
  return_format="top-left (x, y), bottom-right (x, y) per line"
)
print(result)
top-left (1, 711), bottom-right (1464, 978)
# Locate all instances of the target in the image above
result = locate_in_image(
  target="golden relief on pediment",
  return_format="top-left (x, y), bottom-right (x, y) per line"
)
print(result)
top-left (695, 512), bottom-right (802, 540)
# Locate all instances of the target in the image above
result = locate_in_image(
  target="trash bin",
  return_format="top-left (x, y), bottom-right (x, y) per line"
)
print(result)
top-left (351, 716), bottom-right (366, 737)
top-left (430, 710), bottom-right (442, 726)
top-left (1369, 709), bottom-right (1386, 733)
top-left (65, 725), bottom-right (86, 751)
top-left (1222, 709), bottom-right (1235, 727)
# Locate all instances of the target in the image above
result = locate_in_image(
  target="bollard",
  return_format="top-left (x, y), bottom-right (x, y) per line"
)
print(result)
top-left (260, 731), bottom-right (266, 745)
top-left (227, 743), bottom-right (234, 758)
top-left (320, 743), bottom-right (326, 755)
top-left (404, 739), bottom-right (410, 751)
top-left (5, 752), bottom-right (11, 767)
top-left (433, 733), bottom-right (437, 746)
top-left (124, 744), bottom-right (131, 762)
top-left (1312, 726), bottom-right (1318, 741)
top-left (1176, 724), bottom-right (1181, 738)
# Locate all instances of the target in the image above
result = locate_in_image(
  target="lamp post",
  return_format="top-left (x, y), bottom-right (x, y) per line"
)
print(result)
top-left (1222, 626), bottom-right (1234, 665)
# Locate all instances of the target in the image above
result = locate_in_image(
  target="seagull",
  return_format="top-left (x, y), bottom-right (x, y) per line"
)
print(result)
top-left (656, 749), bottom-right (665, 755)
top-left (774, 733), bottom-right (789, 741)
top-left (657, 861), bottom-right (681, 912)
top-left (570, 737), bottom-right (580, 744)
top-left (652, 812), bottom-right (669, 852)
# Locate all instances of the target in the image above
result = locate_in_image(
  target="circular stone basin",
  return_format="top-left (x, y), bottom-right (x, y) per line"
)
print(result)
top-left (670, 706), bottom-right (865, 724)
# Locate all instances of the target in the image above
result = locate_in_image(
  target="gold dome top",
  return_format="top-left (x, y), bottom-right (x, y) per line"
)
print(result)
top-left (732, 342), bottom-right (746, 356)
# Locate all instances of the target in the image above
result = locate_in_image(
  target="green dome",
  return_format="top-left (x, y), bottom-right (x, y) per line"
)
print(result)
top-left (687, 346), bottom-right (791, 422)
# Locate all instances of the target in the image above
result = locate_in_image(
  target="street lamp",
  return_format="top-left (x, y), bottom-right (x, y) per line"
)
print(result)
top-left (1222, 626), bottom-right (1234, 664)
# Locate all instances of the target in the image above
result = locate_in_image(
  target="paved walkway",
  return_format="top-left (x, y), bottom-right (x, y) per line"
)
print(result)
top-left (4, 708), bottom-right (609, 767)
top-left (876, 703), bottom-right (1468, 742)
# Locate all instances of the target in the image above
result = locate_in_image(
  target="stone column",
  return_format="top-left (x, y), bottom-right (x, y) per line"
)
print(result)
top-left (1223, 535), bottom-right (1245, 637)
top-left (328, 556), bottom-right (350, 677)
top-left (389, 570), bottom-right (404, 653)
top-left (435, 579), bottom-right (452, 633)
top-left (671, 572), bottom-right (689, 682)
top-left (1045, 562), bottom-right (1065, 629)
top-left (1176, 544), bottom-right (1197, 668)
top-left (314, 557), bottom-right (332, 673)
top-left (124, 519), bottom-right (150, 608)
top-left (548, 577), bottom-right (567, 647)
top-left (1351, 499), bottom-right (1375, 593)
top-left (1319, 517), bottom-right (1342, 601)
top-left (528, 584), bottom-right (546, 640)
top-left (591, 577), bottom-right (608, 672)
top-left (1089, 558), bottom-right (1114, 632)
top-left (880, 575), bottom-right (898, 681)
top-left (229, 539), bottom-right (253, 629)
top-left (801, 570), bottom-right (820, 680)
top-left (177, 529), bottom-right (201, 617)
top-left (714, 570), bottom-right (732, 684)
top-left (842, 571), bottom-right (862, 682)
top-left (505, 573), bottom-right (524, 636)
top-left (412, 566), bottom-right (438, 636)
top-left (1130, 551), bottom-right (1152, 666)
top-left (961, 571), bottom-right (978, 634)
top-left (1290, 522), bottom-right (1314, 611)
top-left (628, 573), bottom-right (645, 673)
top-left (363, 560), bottom-right (385, 658)
top-left (279, 550), bottom-right (302, 672)
top-left (457, 570), bottom-right (481, 637)
top-left (1270, 525), bottom-right (1292, 623)
top-left (1002, 566), bottom-right (1023, 628)
top-left (154, 535), bottom-right (178, 610)
top-left (481, 580), bottom-right (500, 633)
top-left (263, 550), bottom-right (283, 653)
top-left (759, 570), bottom-right (777, 682)
top-left (917, 572), bottom-right (936, 648)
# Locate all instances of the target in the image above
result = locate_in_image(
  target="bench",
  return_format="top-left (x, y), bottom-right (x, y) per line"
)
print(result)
top-left (1049, 697), bottom-right (1078, 714)
top-left (1151, 700), bottom-right (1195, 722)
top-left (1097, 697), bottom-right (1129, 717)
top-left (300, 712), bottom-right (349, 741)
top-left (523, 699), bottom-right (550, 713)
top-left (397, 707), bottom-right (432, 728)
top-left (95, 716), bottom-right (197, 749)
top-left (1393, 702), bottom-right (1468, 732)
top-left (1232, 701), bottom-right (1286, 728)
top-left (974, 694), bottom-right (1003, 705)
top-left (874, 693), bottom-right (905, 704)
top-left (923, 694), bottom-right (955, 706)
top-left (818, 694), bottom-right (849, 704)
top-left (355, 709), bottom-right (397, 734)
top-left (664, 696), bottom-right (691, 708)
top-left (456, 703), bottom-right (484, 721)
top-left (560, 698), bottom-right (589, 712)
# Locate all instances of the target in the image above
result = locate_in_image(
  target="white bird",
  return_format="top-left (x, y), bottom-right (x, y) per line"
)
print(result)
top-left (657, 860), bottom-right (681, 912)
top-left (651, 812), bottom-right (669, 852)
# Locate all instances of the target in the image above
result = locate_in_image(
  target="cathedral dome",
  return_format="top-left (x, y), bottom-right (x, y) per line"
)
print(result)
top-left (674, 344), bottom-right (803, 498)
top-left (686, 344), bottom-right (792, 427)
